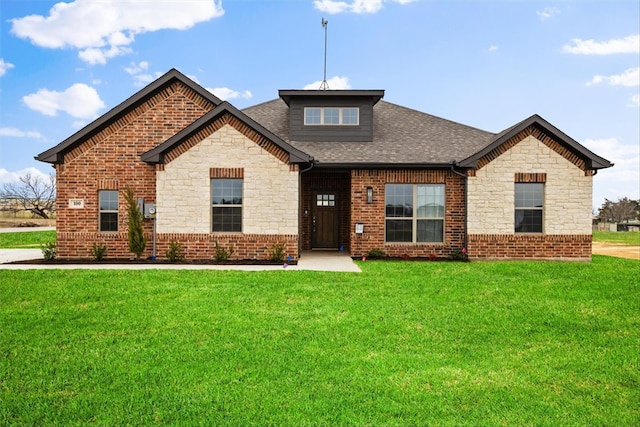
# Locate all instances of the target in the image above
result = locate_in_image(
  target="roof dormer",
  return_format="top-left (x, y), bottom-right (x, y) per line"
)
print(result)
top-left (278, 90), bottom-right (384, 142)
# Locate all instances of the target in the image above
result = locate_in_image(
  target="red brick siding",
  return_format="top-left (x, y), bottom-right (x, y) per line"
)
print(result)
top-left (350, 169), bottom-right (466, 258)
top-left (468, 234), bottom-right (592, 260)
top-left (57, 232), bottom-right (298, 261)
top-left (55, 81), bottom-right (215, 258)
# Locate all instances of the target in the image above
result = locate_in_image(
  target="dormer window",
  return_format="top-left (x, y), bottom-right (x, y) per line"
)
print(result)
top-left (304, 107), bottom-right (359, 125)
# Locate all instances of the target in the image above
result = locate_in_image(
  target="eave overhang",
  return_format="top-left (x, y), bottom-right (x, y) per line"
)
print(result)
top-left (141, 101), bottom-right (313, 165)
top-left (35, 68), bottom-right (222, 165)
top-left (459, 114), bottom-right (614, 170)
top-left (278, 90), bottom-right (385, 107)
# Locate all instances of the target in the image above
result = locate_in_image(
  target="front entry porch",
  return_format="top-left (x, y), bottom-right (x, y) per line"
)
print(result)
top-left (301, 170), bottom-right (351, 252)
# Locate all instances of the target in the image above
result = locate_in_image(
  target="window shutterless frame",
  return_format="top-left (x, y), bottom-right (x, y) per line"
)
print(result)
top-left (211, 178), bottom-right (243, 232)
top-left (384, 183), bottom-right (445, 243)
top-left (98, 190), bottom-right (119, 232)
top-left (514, 183), bottom-right (544, 233)
top-left (304, 107), bottom-right (359, 125)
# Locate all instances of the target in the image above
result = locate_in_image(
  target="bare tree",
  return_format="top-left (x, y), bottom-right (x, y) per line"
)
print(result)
top-left (1, 172), bottom-right (56, 219)
top-left (597, 197), bottom-right (640, 223)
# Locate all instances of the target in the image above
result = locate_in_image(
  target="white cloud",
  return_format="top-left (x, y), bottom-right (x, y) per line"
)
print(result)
top-left (0, 58), bottom-right (15, 77)
top-left (587, 67), bottom-right (640, 87)
top-left (630, 94), bottom-right (640, 108)
top-left (583, 138), bottom-right (640, 201)
top-left (10, 0), bottom-right (224, 65)
top-left (0, 127), bottom-right (44, 140)
top-left (22, 83), bottom-right (105, 119)
top-left (562, 34), bottom-right (640, 55)
top-left (536, 7), bottom-right (560, 20)
top-left (304, 76), bottom-right (351, 90)
top-left (206, 87), bottom-right (253, 101)
top-left (0, 167), bottom-right (50, 185)
top-left (488, 45), bottom-right (499, 53)
top-left (124, 61), bottom-right (162, 86)
top-left (314, 0), bottom-right (416, 14)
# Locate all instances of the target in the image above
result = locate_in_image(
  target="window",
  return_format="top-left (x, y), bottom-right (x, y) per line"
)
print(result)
top-left (515, 183), bottom-right (543, 233)
top-left (99, 190), bottom-right (118, 232)
top-left (385, 184), bottom-right (444, 243)
top-left (304, 107), bottom-right (359, 125)
top-left (212, 179), bottom-right (242, 232)
top-left (316, 194), bottom-right (335, 207)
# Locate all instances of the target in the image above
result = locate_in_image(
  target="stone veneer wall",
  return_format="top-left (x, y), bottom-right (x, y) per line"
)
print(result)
top-left (155, 124), bottom-right (300, 260)
top-left (467, 134), bottom-right (593, 260)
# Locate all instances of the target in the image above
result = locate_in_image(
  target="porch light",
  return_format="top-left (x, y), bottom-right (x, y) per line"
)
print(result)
top-left (366, 187), bottom-right (373, 204)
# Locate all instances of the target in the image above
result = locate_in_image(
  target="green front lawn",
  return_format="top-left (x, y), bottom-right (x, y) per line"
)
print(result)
top-left (1, 257), bottom-right (638, 426)
top-left (593, 230), bottom-right (640, 246)
top-left (0, 230), bottom-right (56, 248)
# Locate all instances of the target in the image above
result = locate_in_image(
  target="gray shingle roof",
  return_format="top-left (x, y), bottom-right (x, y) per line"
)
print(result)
top-left (244, 99), bottom-right (497, 166)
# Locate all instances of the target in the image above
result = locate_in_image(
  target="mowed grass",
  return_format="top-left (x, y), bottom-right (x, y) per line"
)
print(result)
top-left (1, 257), bottom-right (638, 426)
top-left (0, 230), bottom-right (56, 248)
top-left (593, 230), bottom-right (640, 246)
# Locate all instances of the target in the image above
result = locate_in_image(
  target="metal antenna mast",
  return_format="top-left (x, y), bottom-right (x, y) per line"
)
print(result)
top-left (319, 17), bottom-right (329, 90)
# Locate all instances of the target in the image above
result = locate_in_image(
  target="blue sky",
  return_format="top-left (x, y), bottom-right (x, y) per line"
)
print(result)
top-left (1, 0), bottom-right (638, 209)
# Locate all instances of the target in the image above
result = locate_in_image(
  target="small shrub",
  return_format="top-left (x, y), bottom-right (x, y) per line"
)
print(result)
top-left (214, 241), bottom-right (234, 262)
top-left (123, 186), bottom-right (146, 259)
top-left (41, 242), bottom-right (57, 261)
top-left (367, 248), bottom-right (386, 259)
top-left (268, 243), bottom-right (286, 263)
top-left (90, 243), bottom-right (107, 261)
top-left (450, 247), bottom-right (469, 261)
top-left (166, 241), bottom-right (185, 263)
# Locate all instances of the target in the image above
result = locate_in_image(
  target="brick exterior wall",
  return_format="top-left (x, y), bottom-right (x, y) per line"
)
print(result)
top-left (349, 169), bottom-right (466, 258)
top-left (55, 81), bottom-right (215, 258)
top-left (468, 234), bottom-right (592, 260)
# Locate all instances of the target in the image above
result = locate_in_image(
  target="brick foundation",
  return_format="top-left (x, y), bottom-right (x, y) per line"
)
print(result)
top-left (56, 231), bottom-right (298, 261)
top-left (468, 234), bottom-right (592, 260)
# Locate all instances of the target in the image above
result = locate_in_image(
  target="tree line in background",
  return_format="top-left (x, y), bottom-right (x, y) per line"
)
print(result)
top-left (597, 197), bottom-right (640, 223)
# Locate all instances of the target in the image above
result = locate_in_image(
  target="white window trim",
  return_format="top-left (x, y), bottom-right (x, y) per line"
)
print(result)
top-left (304, 107), bottom-right (359, 126)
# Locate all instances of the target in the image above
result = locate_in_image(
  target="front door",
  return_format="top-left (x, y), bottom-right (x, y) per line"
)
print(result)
top-left (312, 192), bottom-right (339, 249)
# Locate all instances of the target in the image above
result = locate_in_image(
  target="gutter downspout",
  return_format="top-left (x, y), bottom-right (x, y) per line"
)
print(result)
top-left (298, 159), bottom-right (315, 258)
top-left (449, 161), bottom-right (468, 254)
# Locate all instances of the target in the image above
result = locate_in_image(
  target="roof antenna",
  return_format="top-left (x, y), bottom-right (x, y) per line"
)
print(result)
top-left (319, 17), bottom-right (329, 90)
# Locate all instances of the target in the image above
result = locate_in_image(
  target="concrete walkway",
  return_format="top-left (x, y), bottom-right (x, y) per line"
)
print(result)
top-left (0, 249), bottom-right (361, 272)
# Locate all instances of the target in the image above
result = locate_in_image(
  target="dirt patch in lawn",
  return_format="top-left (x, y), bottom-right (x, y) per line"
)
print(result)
top-left (592, 242), bottom-right (640, 260)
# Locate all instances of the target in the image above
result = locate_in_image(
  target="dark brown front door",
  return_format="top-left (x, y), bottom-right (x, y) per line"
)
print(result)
top-left (312, 192), bottom-right (339, 249)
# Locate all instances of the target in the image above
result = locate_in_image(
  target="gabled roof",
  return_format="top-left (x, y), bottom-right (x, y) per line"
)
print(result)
top-left (244, 100), bottom-right (613, 171)
top-left (36, 68), bottom-right (222, 164)
top-left (141, 101), bottom-right (312, 165)
top-left (459, 114), bottom-right (614, 170)
top-left (244, 99), bottom-right (496, 166)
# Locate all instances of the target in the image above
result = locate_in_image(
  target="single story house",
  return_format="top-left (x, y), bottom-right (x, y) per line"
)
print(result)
top-left (37, 69), bottom-right (613, 261)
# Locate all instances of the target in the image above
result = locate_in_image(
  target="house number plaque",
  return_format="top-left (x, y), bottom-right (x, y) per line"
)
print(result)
top-left (68, 199), bottom-right (84, 209)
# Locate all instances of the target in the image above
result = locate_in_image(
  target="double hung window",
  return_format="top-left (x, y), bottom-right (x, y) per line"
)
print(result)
top-left (385, 184), bottom-right (445, 243)
top-left (99, 190), bottom-right (118, 232)
top-left (515, 183), bottom-right (544, 233)
top-left (212, 179), bottom-right (243, 232)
